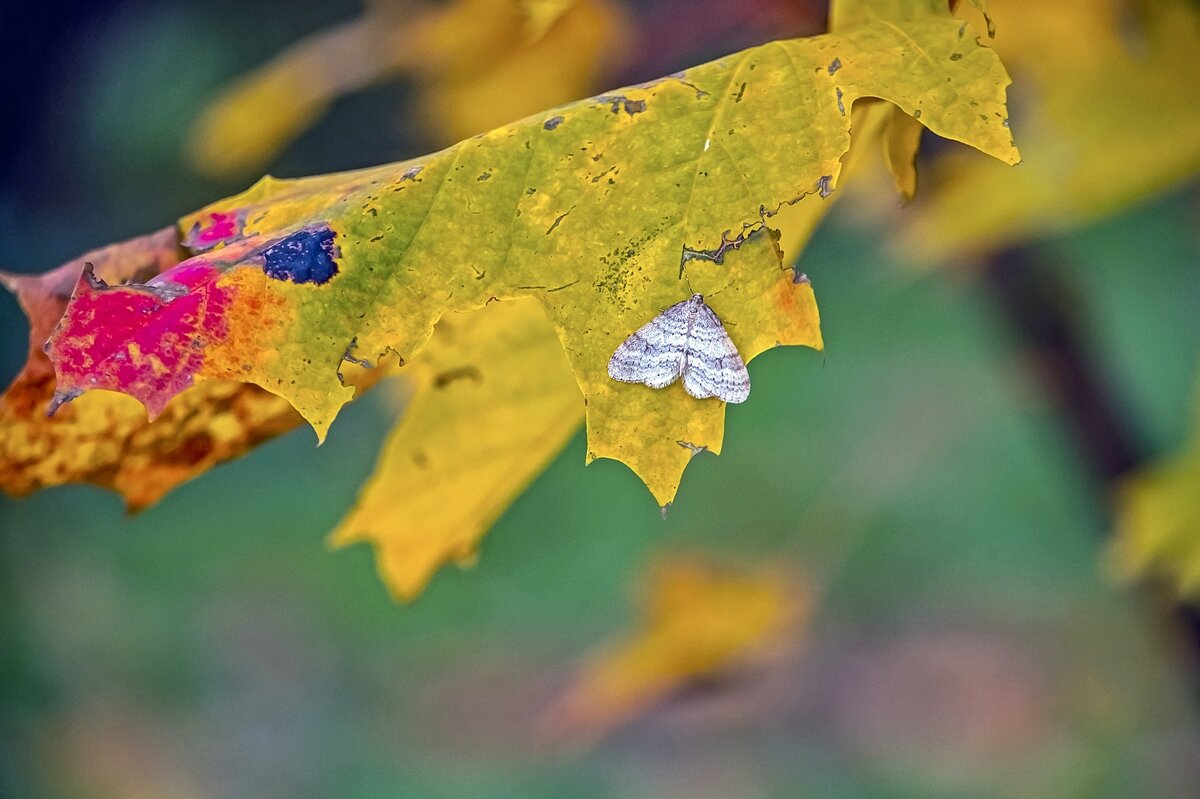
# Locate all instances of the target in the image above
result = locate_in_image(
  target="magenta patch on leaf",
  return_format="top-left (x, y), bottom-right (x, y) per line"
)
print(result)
top-left (185, 211), bottom-right (245, 251)
top-left (46, 262), bottom-right (232, 418)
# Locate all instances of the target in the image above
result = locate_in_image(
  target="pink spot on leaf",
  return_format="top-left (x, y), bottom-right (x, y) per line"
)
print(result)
top-left (47, 261), bottom-right (232, 418)
top-left (186, 211), bottom-right (245, 251)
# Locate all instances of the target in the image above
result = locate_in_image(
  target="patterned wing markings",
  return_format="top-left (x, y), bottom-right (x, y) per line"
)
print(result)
top-left (608, 294), bottom-right (750, 404)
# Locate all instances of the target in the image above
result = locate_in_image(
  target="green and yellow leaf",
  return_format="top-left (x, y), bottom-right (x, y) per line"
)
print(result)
top-left (41, 14), bottom-right (1017, 508)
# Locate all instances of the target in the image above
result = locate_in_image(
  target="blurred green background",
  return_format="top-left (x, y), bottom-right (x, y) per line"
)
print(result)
top-left (2, 1), bottom-right (1199, 797)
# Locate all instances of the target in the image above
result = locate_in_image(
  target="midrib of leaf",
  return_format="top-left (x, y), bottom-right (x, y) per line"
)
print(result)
top-left (493, 119), bottom-right (546, 289)
top-left (879, 19), bottom-right (938, 67)
top-left (676, 52), bottom-right (753, 254)
top-left (769, 37), bottom-right (842, 196)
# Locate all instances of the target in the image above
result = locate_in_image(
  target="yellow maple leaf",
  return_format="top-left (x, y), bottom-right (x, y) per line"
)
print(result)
top-left (542, 556), bottom-right (810, 741)
top-left (150, 12), bottom-right (1018, 508)
top-left (5, 2), bottom-right (1020, 602)
top-left (330, 297), bottom-right (583, 600)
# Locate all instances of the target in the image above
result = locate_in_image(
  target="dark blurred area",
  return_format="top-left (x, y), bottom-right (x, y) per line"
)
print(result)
top-left (3, 1), bottom-right (1200, 797)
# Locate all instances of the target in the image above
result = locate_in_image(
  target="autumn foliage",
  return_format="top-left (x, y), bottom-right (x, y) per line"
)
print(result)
top-left (4, 0), bottom-right (1198, 608)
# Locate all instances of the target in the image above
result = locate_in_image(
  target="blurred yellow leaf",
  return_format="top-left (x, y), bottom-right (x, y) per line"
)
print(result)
top-left (543, 556), bottom-right (810, 740)
top-left (422, 0), bottom-right (630, 142)
top-left (830, 0), bottom-right (950, 27)
top-left (896, 0), bottom-right (1200, 261)
top-left (518, 0), bottom-right (579, 42)
top-left (188, 0), bottom-right (630, 177)
top-left (330, 298), bottom-right (582, 600)
top-left (1113, 385), bottom-right (1200, 597)
top-left (881, 106), bottom-right (925, 200)
top-left (188, 15), bottom-right (405, 178)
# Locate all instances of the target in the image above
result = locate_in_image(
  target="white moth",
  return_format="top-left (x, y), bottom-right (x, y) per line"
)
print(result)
top-left (607, 293), bottom-right (750, 403)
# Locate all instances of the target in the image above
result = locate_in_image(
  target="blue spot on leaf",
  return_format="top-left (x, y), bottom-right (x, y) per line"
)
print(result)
top-left (261, 226), bottom-right (339, 284)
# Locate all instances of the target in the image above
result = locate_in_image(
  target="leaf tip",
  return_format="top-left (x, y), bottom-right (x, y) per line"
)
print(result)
top-left (46, 388), bottom-right (83, 417)
top-left (0, 269), bottom-right (20, 293)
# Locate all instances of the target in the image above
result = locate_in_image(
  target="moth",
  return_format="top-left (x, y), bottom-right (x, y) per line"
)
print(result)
top-left (607, 293), bottom-right (750, 403)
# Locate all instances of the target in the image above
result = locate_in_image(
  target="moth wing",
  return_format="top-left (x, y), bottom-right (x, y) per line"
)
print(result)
top-left (681, 302), bottom-right (750, 403)
top-left (607, 299), bottom-right (692, 389)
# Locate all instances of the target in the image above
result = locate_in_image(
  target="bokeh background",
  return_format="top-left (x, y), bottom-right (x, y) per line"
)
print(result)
top-left (2, 1), bottom-right (1199, 797)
